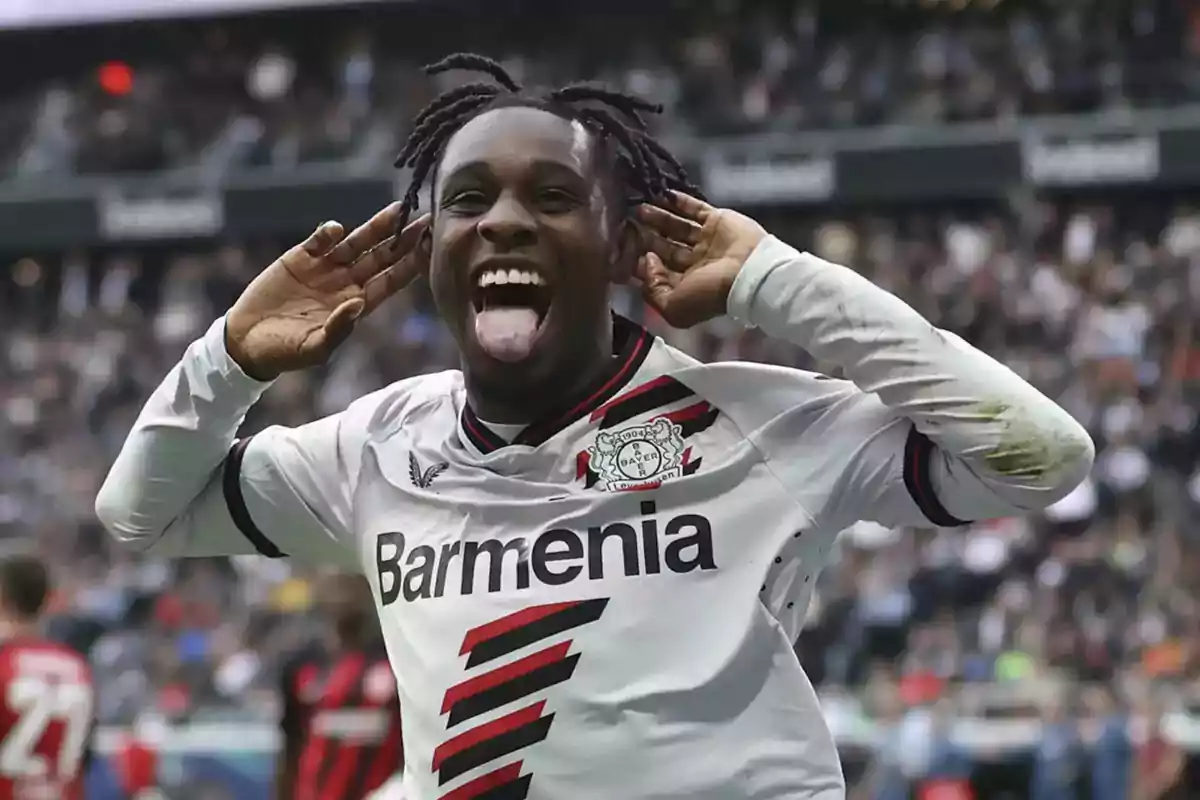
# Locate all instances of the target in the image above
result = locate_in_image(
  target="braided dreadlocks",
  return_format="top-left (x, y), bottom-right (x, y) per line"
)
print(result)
top-left (394, 53), bottom-right (705, 232)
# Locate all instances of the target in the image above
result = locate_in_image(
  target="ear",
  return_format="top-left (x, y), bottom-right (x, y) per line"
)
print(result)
top-left (608, 216), bottom-right (640, 284)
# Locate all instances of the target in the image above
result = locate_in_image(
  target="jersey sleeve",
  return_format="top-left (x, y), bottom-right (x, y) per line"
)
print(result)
top-left (96, 317), bottom-right (412, 569)
top-left (737, 369), bottom-right (999, 531)
top-left (199, 414), bottom-right (359, 565)
top-left (682, 361), bottom-right (1079, 537)
top-left (717, 235), bottom-right (1093, 533)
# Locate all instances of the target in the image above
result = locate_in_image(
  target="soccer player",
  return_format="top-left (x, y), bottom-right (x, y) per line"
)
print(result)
top-left (0, 556), bottom-right (94, 800)
top-left (277, 572), bottom-right (403, 800)
top-left (96, 54), bottom-right (1094, 799)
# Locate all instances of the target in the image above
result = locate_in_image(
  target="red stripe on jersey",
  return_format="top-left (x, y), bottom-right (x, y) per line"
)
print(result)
top-left (442, 642), bottom-right (571, 714)
top-left (462, 412), bottom-right (498, 450)
top-left (439, 761), bottom-right (525, 800)
top-left (319, 738), bottom-right (364, 800)
top-left (363, 720), bottom-right (405, 795)
top-left (659, 400), bottom-right (712, 424)
top-left (556, 332), bottom-right (649, 423)
top-left (459, 603), bottom-right (581, 656)
top-left (297, 654), bottom-right (366, 800)
top-left (432, 701), bottom-right (546, 770)
top-left (588, 374), bottom-right (675, 421)
top-left (315, 654), bottom-right (368, 800)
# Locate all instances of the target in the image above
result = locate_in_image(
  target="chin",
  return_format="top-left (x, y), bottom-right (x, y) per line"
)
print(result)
top-left (463, 337), bottom-right (576, 414)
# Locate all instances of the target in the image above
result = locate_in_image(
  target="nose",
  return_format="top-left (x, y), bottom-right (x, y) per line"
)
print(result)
top-left (477, 194), bottom-right (537, 249)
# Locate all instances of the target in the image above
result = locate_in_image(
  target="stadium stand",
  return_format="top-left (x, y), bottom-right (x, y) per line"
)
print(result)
top-left (0, 0), bottom-right (1198, 797)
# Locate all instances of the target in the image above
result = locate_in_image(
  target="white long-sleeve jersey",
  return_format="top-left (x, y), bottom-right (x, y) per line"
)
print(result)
top-left (96, 236), bottom-right (1093, 800)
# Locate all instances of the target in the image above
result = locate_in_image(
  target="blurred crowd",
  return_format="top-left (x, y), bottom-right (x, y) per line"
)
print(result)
top-left (795, 196), bottom-right (1200, 692)
top-left (0, 0), bottom-right (1198, 177)
top-left (1, 189), bottom-right (1197, 739)
top-left (791, 197), bottom-right (1200, 795)
top-left (0, 0), bottom-right (1200, 797)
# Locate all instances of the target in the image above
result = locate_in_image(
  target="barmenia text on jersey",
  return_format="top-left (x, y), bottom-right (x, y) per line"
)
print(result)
top-left (96, 234), bottom-right (1092, 800)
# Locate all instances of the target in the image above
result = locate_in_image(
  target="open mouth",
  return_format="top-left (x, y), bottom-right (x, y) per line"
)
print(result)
top-left (470, 266), bottom-right (553, 363)
top-left (471, 267), bottom-right (552, 321)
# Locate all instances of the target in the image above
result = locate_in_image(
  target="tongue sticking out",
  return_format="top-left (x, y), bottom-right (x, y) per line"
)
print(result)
top-left (474, 307), bottom-right (541, 362)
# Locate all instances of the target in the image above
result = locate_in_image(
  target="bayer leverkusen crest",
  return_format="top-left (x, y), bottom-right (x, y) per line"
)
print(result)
top-left (588, 417), bottom-right (686, 491)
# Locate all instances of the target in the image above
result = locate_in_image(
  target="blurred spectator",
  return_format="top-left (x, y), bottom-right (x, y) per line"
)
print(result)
top-left (856, 691), bottom-right (970, 800)
top-left (1031, 698), bottom-right (1083, 799)
top-left (0, 1), bottom-right (1195, 177)
top-left (1084, 685), bottom-right (1133, 800)
top-left (1132, 696), bottom-right (1186, 799)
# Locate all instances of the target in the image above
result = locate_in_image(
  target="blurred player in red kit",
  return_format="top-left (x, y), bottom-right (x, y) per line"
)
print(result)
top-left (0, 555), bottom-right (94, 800)
top-left (277, 572), bottom-right (403, 800)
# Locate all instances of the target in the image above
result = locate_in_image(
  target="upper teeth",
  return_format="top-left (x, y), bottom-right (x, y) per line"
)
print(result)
top-left (477, 269), bottom-right (546, 288)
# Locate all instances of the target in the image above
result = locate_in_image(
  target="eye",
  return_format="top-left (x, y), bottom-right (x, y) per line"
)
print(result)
top-left (443, 190), bottom-right (491, 213)
top-left (535, 187), bottom-right (579, 212)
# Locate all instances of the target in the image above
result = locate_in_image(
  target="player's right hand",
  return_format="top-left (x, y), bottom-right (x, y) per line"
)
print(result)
top-left (225, 204), bottom-right (431, 381)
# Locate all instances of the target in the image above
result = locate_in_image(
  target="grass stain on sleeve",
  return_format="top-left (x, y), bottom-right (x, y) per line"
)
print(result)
top-left (973, 401), bottom-right (1089, 481)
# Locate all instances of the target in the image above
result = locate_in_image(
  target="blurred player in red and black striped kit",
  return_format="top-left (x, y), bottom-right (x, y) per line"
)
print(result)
top-left (277, 572), bottom-right (403, 800)
top-left (0, 555), bottom-right (95, 800)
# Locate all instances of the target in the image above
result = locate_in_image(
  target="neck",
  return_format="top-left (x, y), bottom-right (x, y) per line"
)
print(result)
top-left (466, 315), bottom-right (615, 425)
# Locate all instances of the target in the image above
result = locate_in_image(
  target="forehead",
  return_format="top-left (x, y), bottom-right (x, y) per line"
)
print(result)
top-left (438, 106), bottom-right (595, 181)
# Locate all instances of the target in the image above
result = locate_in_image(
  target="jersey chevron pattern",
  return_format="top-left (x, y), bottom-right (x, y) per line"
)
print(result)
top-left (433, 600), bottom-right (606, 794)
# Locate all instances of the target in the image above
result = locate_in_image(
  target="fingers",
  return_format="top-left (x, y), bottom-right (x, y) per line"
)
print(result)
top-left (666, 190), bottom-right (715, 223)
top-left (394, 212), bottom-right (432, 255)
top-left (328, 202), bottom-right (404, 265)
top-left (343, 213), bottom-right (433, 316)
top-left (361, 266), bottom-right (407, 314)
top-left (637, 252), bottom-right (708, 328)
top-left (309, 297), bottom-right (365, 356)
top-left (637, 252), bottom-right (677, 318)
top-left (640, 227), bottom-right (695, 273)
top-left (637, 204), bottom-right (704, 246)
top-left (361, 246), bottom-right (429, 313)
top-left (300, 221), bottom-right (346, 257)
top-left (636, 204), bottom-right (706, 273)
top-left (348, 213), bottom-right (431, 285)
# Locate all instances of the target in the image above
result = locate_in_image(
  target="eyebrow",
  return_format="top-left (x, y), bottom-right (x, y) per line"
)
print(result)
top-left (440, 158), bottom-right (587, 184)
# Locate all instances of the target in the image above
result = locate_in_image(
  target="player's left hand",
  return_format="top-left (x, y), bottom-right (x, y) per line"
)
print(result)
top-left (635, 191), bottom-right (768, 328)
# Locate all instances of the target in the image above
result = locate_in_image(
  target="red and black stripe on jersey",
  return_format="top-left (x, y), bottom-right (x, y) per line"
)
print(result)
top-left (433, 600), bottom-right (608, 798)
top-left (590, 374), bottom-right (717, 433)
top-left (282, 645), bottom-right (403, 800)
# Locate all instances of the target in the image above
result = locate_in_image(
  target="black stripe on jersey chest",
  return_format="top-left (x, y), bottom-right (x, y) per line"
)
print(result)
top-left (460, 315), bottom-right (653, 454)
top-left (593, 375), bottom-right (694, 429)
